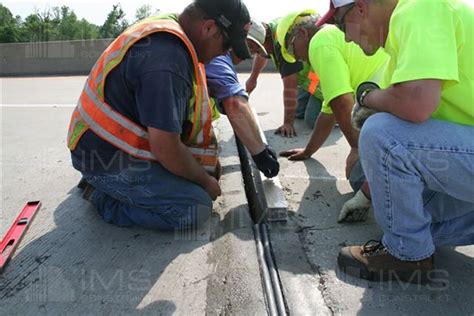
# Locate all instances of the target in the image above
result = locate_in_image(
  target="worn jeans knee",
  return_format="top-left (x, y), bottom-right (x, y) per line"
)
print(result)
top-left (81, 159), bottom-right (213, 231)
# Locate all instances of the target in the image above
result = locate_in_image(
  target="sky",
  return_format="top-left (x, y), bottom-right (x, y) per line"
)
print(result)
top-left (3, 0), bottom-right (330, 25)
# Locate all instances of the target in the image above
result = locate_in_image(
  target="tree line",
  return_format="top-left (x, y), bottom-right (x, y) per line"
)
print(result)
top-left (0, 3), bottom-right (158, 43)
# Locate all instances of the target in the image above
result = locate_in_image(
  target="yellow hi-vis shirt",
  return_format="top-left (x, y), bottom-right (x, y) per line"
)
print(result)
top-left (308, 25), bottom-right (389, 115)
top-left (383, 0), bottom-right (474, 126)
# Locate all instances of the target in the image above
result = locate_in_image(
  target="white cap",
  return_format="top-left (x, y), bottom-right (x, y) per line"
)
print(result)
top-left (246, 20), bottom-right (268, 56)
top-left (332, 0), bottom-right (355, 8)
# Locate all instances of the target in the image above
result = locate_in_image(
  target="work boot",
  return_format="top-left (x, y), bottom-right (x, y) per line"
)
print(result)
top-left (81, 183), bottom-right (96, 202)
top-left (338, 240), bottom-right (434, 284)
top-left (77, 177), bottom-right (88, 190)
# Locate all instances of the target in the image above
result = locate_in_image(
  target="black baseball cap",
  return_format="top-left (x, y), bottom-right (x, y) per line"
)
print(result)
top-left (195, 0), bottom-right (252, 60)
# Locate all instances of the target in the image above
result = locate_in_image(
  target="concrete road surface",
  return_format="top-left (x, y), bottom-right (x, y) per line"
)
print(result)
top-left (0, 76), bottom-right (266, 315)
top-left (1, 75), bottom-right (473, 315)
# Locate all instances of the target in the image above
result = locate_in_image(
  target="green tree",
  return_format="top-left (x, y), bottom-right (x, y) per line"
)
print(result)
top-left (51, 6), bottom-right (100, 40)
top-left (21, 12), bottom-right (44, 42)
top-left (1, 3), bottom-right (113, 43)
top-left (21, 8), bottom-right (62, 42)
top-left (77, 18), bottom-right (100, 40)
top-left (100, 4), bottom-right (129, 38)
top-left (0, 4), bottom-right (21, 42)
top-left (52, 6), bottom-right (79, 40)
top-left (17, 5), bottom-right (100, 42)
top-left (135, 4), bottom-right (152, 21)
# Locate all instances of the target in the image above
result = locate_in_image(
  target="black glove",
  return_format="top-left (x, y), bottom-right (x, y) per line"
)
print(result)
top-left (252, 145), bottom-right (280, 178)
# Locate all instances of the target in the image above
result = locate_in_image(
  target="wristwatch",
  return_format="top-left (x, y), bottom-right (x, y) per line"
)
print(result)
top-left (356, 81), bottom-right (380, 108)
top-left (358, 89), bottom-right (372, 108)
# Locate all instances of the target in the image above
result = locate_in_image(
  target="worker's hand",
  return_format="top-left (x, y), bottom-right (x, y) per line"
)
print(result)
top-left (338, 190), bottom-right (371, 223)
top-left (279, 148), bottom-right (311, 161)
top-left (252, 145), bottom-right (280, 178)
top-left (345, 148), bottom-right (359, 179)
top-left (204, 175), bottom-right (222, 201)
top-left (275, 123), bottom-right (297, 138)
top-left (246, 77), bottom-right (258, 94)
top-left (352, 82), bottom-right (380, 131)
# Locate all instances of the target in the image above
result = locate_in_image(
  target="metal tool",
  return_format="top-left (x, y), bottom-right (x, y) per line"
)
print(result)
top-left (251, 108), bottom-right (288, 222)
top-left (0, 201), bottom-right (42, 273)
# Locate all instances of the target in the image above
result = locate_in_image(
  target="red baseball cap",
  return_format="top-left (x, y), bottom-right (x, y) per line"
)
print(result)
top-left (316, 0), bottom-right (355, 27)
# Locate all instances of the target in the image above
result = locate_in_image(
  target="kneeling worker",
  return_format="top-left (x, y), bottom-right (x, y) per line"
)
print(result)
top-left (245, 14), bottom-right (324, 137)
top-left (277, 10), bottom-right (388, 222)
top-left (68, 0), bottom-right (252, 231)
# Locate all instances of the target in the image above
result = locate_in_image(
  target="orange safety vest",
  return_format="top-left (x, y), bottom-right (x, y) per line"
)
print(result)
top-left (307, 71), bottom-right (320, 95)
top-left (67, 16), bottom-right (218, 173)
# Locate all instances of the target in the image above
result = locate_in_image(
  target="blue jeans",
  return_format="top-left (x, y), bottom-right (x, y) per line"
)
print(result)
top-left (360, 113), bottom-right (474, 261)
top-left (296, 89), bottom-right (323, 128)
top-left (80, 159), bottom-right (213, 231)
top-left (349, 159), bottom-right (366, 193)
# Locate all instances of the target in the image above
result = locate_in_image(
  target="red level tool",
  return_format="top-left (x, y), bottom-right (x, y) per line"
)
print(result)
top-left (0, 201), bottom-right (41, 273)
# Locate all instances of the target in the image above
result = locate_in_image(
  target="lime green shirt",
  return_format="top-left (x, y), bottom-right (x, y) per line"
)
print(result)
top-left (383, 0), bottom-right (474, 126)
top-left (309, 25), bottom-right (388, 114)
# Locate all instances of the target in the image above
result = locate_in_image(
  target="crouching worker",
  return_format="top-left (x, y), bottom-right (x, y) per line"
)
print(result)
top-left (206, 20), bottom-right (280, 179)
top-left (67, 0), bottom-right (252, 231)
top-left (319, 0), bottom-right (474, 283)
top-left (276, 10), bottom-right (388, 222)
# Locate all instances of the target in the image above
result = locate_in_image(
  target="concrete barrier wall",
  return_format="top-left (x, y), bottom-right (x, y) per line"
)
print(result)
top-left (0, 39), bottom-right (113, 76)
top-left (0, 39), bottom-right (275, 77)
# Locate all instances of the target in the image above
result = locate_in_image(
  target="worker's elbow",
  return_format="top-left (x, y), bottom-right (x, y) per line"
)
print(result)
top-left (223, 96), bottom-right (247, 114)
top-left (150, 146), bottom-right (167, 164)
top-left (149, 141), bottom-right (177, 166)
top-left (406, 102), bottom-right (438, 124)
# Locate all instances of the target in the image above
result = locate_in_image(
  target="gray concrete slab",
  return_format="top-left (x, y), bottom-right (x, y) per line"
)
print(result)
top-left (2, 74), bottom-right (473, 316)
top-left (1, 76), bottom-right (86, 105)
top-left (0, 78), bottom-right (266, 315)
top-left (240, 73), bottom-right (474, 316)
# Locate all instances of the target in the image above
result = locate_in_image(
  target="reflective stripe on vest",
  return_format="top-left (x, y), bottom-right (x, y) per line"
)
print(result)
top-left (67, 17), bottom-right (218, 171)
top-left (307, 71), bottom-right (320, 95)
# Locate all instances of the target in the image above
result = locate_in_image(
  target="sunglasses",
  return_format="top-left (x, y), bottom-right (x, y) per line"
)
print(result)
top-left (334, 3), bottom-right (355, 32)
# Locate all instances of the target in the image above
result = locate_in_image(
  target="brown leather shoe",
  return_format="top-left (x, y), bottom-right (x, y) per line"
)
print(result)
top-left (338, 240), bottom-right (434, 284)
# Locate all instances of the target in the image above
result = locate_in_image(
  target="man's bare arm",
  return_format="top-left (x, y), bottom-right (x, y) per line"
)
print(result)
top-left (223, 96), bottom-right (265, 155)
top-left (148, 127), bottom-right (221, 200)
top-left (280, 113), bottom-right (336, 160)
top-left (330, 93), bottom-right (359, 148)
top-left (276, 73), bottom-right (298, 137)
top-left (365, 79), bottom-right (442, 123)
top-left (246, 55), bottom-right (268, 94)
